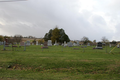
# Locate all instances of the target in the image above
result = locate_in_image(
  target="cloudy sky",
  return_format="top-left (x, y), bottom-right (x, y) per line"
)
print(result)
top-left (0, 0), bottom-right (120, 42)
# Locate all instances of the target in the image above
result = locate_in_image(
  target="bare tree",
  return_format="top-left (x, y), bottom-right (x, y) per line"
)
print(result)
top-left (13, 34), bottom-right (23, 44)
top-left (101, 36), bottom-right (109, 53)
top-left (101, 36), bottom-right (109, 44)
top-left (81, 36), bottom-right (89, 45)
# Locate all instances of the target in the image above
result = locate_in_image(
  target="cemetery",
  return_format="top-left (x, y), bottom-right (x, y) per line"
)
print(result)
top-left (0, 29), bottom-right (120, 79)
top-left (0, 40), bottom-right (120, 80)
top-left (1, 0), bottom-right (120, 79)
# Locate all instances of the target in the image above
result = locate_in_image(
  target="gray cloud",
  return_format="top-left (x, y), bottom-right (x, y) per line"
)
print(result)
top-left (0, 0), bottom-right (120, 41)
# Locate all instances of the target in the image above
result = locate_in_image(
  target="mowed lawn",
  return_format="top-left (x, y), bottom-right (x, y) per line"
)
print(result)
top-left (0, 45), bottom-right (120, 80)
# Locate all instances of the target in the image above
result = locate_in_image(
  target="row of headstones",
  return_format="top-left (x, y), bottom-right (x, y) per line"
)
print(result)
top-left (1, 40), bottom-right (120, 48)
top-left (47, 40), bottom-right (85, 47)
top-left (0, 41), bottom-right (40, 46)
top-left (48, 41), bottom-right (120, 48)
top-left (27, 40), bottom-right (84, 47)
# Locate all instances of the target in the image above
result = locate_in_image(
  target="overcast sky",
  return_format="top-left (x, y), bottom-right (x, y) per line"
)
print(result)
top-left (0, 0), bottom-right (120, 42)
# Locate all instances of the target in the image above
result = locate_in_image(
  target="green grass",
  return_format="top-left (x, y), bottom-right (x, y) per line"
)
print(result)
top-left (0, 45), bottom-right (120, 80)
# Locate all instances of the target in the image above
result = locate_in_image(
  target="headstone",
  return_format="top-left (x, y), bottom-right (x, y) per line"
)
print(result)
top-left (109, 44), bottom-right (111, 47)
top-left (64, 44), bottom-right (67, 47)
top-left (0, 41), bottom-right (1, 45)
top-left (43, 42), bottom-right (48, 46)
top-left (54, 41), bottom-right (58, 46)
top-left (76, 41), bottom-right (80, 46)
top-left (3, 41), bottom-right (6, 50)
top-left (102, 43), bottom-right (105, 46)
top-left (61, 43), bottom-right (64, 46)
top-left (36, 41), bottom-right (38, 45)
top-left (87, 43), bottom-right (90, 46)
top-left (42, 42), bottom-right (48, 49)
top-left (13, 42), bottom-right (17, 45)
top-left (117, 44), bottom-right (119, 48)
top-left (20, 42), bottom-right (25, 46)
top-left (67, 42), bottom-right (73, 47)
top-left (73, 43), bottom-right (77, 46)
top-left (96, 42), bottom-right (103, 49)
top-left (64, 41), bottom-right (67, 47)
top-left (32, 43), bottom-right (34, 45)
top-left (26, 41), bottom-right (30, 46)
top-left (1, 42), bottom-right (3, 45)
top-left (5, 38), bottom-right (9, 45)
top-left (48, 40), bottom-right (52, 46)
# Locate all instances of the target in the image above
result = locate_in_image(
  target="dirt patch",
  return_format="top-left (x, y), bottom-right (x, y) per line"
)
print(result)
top-left (65, 60), bottom-right (92, 62)
top-left (107, 61), bottom-right (120, 71)
top-left (0, 67), bottom-right (2, 69)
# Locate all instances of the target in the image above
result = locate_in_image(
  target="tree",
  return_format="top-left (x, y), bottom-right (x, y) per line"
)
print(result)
top-left (0, 35), bottom-right (4, 41)
top-left (101, 37), bottom-right (109, 53)
top-left (101, 36), bottom-right (109, 44)
top-left (44, 33), bottom-right (49, 41)
top-left (81, 36), bottom-right (89, 45)
top-left (13, 34), bottom-right (23, 44)
top-left (32, 39), bottom-right (36, 44)
top-left (4, 36), bottom-right (10, 40)
top-left (43, 26), bottom-right (70, 43)
top-left (51, 27), bottom-right (60, 43)
top-left (38, 39), bottom-right (44, 44)
top-left (93, 40), bottom-right (96, 45)
top-left (111, 40), bottom-right (116, 44)
top-left (111, 40), bottom-right (116, 46)
top-left (44, 29), bottom-right (53, 41)
top-left (59, 29), bottom-right (70, 43)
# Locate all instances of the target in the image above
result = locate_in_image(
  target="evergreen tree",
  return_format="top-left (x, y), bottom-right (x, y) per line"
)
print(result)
top-left (43, 26), bottom-right (70, 44)
top-left (44, 29), bottom-right (53, 41)
top-left (51, 27), bottom-right (60, 43)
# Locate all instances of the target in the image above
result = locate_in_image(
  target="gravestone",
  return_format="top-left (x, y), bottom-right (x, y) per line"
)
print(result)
top-left (117, 44), bottom-right (119, 48)
top-left (3, 41), bottom-right (6, 50)
top-left (67, 42), bottom-right (73, 47)
top-left (73, 43), bottom-right (77, 46)
top-left (44, 42), bottom-right (48, 46)
top-left (96, 42), bottom-right (103, 49)
top-left (42, 42), bottom-right (48, 48)
top-left (64, 41), bottom-right (67, 47)
top-left (36, 41), bottom-right (38, 45)
top-left (87, 43), bottom-right (90, 46)
top-left (5, 38), bottom-right (9, 45)
top-left (48, 40), bottom-right (52, 46)
top-left (0, 41), bottom-right (1, 45)
top-left (20, 42), bottom-right (25, 46)
top-left (32, 43), bottom-right (34, 45)
top-left (54, 41), bottom-right (58, 46)
top-left (102, 43), bottom-right (105, 46)
top-left (76, 41), bottom-right (80, 46)
top-left (109, 44), bottom-right (111, 47)
top-left (1, 42), bottom-right (3, 45)
top-left (26, 41), bottom-right (30, 46)
top-left (13, 42), bottom-right (17, 45)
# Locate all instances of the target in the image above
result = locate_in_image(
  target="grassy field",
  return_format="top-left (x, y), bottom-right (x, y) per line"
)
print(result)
top-left (0, 45), bottom-right (120, 80)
